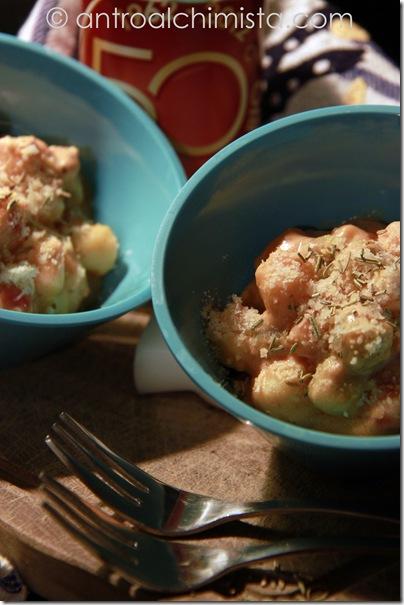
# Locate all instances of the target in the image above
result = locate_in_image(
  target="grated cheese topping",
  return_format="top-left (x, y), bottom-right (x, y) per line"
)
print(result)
top-left (0, 262), bottom-right (37, 296)
top-left (206, 221), bottom-right (400, 436)
top-left (0, 135), bottom-right (118, 314)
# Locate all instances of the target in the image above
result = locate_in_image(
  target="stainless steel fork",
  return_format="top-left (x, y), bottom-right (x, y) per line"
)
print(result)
top-left (41, 473), bottom-right (399, 594)
top-left (45, 413), bottom-right (399, 537)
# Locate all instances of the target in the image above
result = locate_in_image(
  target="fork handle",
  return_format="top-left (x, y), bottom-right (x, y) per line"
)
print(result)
top-left (232, 535), bottom-right (399, 570)
top-left (232, 499), bottom-right (399, 525)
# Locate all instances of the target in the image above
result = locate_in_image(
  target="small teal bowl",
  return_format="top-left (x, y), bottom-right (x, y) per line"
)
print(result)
top-left (0, 34), bottom-right (185, 367)
top-left (152, 105), bottom-right (400, 472)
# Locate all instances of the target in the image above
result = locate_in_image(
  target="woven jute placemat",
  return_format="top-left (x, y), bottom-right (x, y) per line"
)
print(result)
top-left (0, 310), bottom-right (399, 601)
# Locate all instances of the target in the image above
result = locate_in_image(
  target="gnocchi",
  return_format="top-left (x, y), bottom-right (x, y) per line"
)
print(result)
top-left (0, 135), bottom-right (118, 314)
top-left (206, 221), bottom-right (400, 436)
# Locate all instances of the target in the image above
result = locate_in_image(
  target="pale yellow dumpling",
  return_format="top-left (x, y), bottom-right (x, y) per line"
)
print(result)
top-left (308, 356), bottom-right (366, 417)
top-left (72, 223), bottom-right (118, 276)
top-left (206, 221), bottom-right (400, 436)
top-left (0, 135), bottom-right (119, 314)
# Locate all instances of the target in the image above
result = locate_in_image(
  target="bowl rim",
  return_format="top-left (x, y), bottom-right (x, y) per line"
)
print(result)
top-left (0, 33), bottom-right (186, 327)
top-left (152, 104), bottom-right (400, 451)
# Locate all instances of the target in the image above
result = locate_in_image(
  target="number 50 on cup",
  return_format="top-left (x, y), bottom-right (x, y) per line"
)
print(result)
top-left (80, 0), bottom-right (262, 175)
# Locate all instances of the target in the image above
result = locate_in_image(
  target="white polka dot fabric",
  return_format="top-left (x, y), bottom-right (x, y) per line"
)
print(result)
top-left (261, 0), bottom-right (400, 120)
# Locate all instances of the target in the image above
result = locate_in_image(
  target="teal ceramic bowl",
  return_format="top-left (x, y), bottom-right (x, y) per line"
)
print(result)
top-left (0, 34), bottom-right (185, 367)
top-left (152, 105), bottom-right (400, 472)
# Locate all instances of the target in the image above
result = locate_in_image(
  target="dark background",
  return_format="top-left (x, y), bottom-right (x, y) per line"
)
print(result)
top-left (0, 0), bottom-right (400, 64)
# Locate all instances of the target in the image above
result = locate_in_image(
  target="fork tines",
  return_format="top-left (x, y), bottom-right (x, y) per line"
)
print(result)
top-left (46, 413), bottom-right (156, 530)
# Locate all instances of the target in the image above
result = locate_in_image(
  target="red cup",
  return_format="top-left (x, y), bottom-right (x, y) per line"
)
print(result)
top-left (79, 1), bottom-right (262, 175)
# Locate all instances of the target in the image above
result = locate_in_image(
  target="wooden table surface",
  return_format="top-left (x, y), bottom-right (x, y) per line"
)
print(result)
top-left (0, 310), bottom-right (399, 601)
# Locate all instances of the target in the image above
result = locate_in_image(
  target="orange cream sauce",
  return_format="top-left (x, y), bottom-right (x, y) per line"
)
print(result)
top-left (207, 221), bottom-right (400, 436)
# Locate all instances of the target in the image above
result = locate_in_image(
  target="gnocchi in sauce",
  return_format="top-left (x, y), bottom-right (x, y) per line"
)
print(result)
top-left (207, 221), bottom-right (400, 436)
top-left (0, 136), bottom-right (118, 313)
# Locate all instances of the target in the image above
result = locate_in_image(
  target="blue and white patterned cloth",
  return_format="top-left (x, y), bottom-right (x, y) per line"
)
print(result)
top-left (260, 0), bottom-right (399, 119)
top-left (18, 0), bottom-right (400, 115)
top-left (19, 0), bottom-right (59, 45)
top-left (0, 555), bottom-right (27, 602)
